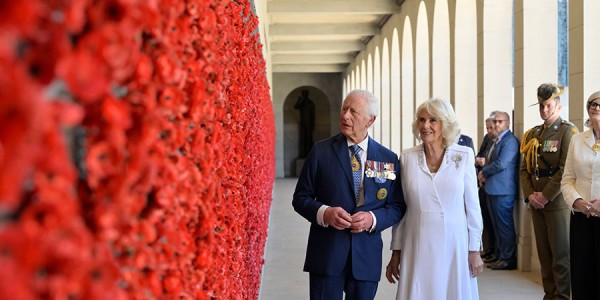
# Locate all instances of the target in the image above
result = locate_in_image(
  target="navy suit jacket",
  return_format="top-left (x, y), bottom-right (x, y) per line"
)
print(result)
top-left (482, 130), bottom-right (520, 196)
top-left (458, 134), bottom-right (475, 153)
top-left (292, 133), bottom-right (405, 281)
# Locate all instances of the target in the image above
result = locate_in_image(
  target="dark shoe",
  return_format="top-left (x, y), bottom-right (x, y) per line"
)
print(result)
top-left (490, 260), bottom-right (516, 270)
top-left (480, 249), bottom-right (494, 258)
top-left (483, 254), bottom-right (498, 263)
top-left (485, 260), bottom-right (498, 268)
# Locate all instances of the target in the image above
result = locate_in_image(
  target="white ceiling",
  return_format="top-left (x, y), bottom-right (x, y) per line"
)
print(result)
top-left (267, 0), bottom-right (403, 73)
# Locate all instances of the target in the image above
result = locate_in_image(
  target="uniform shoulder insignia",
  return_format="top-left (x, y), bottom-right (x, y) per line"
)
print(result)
top-left (571, 127), bottom-right (579, 133)
top-left (561, 120), bottom-right (579, 133)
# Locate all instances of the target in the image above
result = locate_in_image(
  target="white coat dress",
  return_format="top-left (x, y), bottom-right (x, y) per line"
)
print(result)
top-left (391, 143), bottom-right (483, 300)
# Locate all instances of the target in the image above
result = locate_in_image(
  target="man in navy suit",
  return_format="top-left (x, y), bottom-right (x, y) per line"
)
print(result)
top-left (477, 111), bottom-right (520, 270)
top-left (293, 90), bottom-right (405, 300)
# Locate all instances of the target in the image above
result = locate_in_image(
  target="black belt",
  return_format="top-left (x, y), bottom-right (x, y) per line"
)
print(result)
top-left (534, 167), bottom-right (557, 178)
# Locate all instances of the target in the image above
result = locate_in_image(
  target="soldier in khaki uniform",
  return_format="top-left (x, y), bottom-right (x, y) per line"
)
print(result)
top-left (520, 83), bottom-right (578, 300)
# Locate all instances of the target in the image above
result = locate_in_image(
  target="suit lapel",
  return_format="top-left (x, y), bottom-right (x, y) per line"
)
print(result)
top-left (493, 131), bottom-right (512, 159)
top-left (333, 134), bottom-right (353, 187)
top-left (584, 130), bottom-right (595, 150)
top-left (366, 137), bottom-right (380, 164)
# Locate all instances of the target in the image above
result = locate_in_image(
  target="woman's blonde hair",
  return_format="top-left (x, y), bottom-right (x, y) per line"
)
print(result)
top-left (585, 90), bottom-right (600, 127)
top-left (412, 98), bottom-right (461, 147)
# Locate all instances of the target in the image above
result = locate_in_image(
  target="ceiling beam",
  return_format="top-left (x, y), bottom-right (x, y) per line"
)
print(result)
top-left (268, 0), bottom-right (401, 14)
top-left (272, 54), bottom-right (354, 64)
top-left (270, 41), bottom-right (364, 53)
top-left (273, 64), bottom-right (347, 73)
top-left (270, 24), bottom-right (377, 36)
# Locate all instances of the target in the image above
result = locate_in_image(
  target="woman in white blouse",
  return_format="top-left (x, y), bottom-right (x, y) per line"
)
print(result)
top-left (561, 90), bottom-right (600, 299)
top-left (385, 98), bottom-right (483, 300)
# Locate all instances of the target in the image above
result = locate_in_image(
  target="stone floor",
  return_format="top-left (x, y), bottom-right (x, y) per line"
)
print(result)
top-left (259, 178), bottom-right (544, 300)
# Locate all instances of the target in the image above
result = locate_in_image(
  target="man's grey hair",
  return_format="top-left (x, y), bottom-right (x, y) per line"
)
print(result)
top-left (495, 111), bottom-right (511, 123)
top-left (345, 90), bottom-right (379, 117)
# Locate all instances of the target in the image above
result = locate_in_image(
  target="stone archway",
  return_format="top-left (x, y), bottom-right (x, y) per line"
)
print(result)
top-left (283, 86), bottom-right (331, 177)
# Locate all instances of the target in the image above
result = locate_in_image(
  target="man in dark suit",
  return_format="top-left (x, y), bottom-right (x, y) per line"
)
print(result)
top-left (293, 89), bottom-right (405, 300)
top-left (475, 116), bottom-right (499, 262)
top-left (477, 111), bottom-right (520, 270)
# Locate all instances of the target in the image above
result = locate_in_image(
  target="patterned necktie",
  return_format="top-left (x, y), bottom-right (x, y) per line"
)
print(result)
top-left (350, 145), bottom-right (362, 201)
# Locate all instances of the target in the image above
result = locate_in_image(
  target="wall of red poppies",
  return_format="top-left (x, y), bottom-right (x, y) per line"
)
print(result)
top-left (0, 0), bottom-right (274, 299)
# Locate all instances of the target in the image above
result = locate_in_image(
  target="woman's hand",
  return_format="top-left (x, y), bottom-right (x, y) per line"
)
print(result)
top-left (573, 198), bottom-right (595, 218)
top-left (468, 251), bottom-right (484, 277)
top-left (590, 199), bottom-right (600, 217)
top-left (385, 250), bottom-right (401, 284)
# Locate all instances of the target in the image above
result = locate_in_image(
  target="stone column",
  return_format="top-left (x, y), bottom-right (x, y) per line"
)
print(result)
top-left (477, 0), bottom-right (513, 134)
top-left (514, 0), bottom-right (559, 272)
top-left (569, 0), bottom-right (600, 129)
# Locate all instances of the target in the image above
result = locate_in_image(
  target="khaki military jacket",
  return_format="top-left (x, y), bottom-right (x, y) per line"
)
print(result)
top-left (520, 117), bottom-right (578, 208)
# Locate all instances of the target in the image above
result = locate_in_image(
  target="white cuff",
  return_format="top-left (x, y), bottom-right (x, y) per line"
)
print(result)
top-left (368, 211), bottom-right (377, 232)
top-left (317, 205), bottom-right (330, 227)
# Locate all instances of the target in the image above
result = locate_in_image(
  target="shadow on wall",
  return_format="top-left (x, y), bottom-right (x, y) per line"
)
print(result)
top-left (283, 86), bottom-right (331, 177)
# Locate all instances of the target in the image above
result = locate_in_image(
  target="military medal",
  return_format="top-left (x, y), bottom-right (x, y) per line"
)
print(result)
top-left (365, 160), bottom-right (396, 181)
top-left (377, 188), bottom-right (387, 200)
top-left (351, 156), bottom-right (360, 171)
top-left (543, 140), bottom-right (559, 152)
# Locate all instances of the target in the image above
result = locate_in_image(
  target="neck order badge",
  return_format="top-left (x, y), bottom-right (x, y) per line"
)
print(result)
top-left (350, 145), bottom-right (362, 201)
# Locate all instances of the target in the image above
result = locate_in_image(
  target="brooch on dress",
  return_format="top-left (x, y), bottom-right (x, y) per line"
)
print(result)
top-left (451, 154), bottom-right (463, 169)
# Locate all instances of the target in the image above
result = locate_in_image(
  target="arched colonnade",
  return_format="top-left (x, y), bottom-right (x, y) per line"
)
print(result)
top-left (343, 0), bottom-right (600, 272)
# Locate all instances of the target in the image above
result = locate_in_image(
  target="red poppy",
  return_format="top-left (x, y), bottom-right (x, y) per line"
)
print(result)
top-left (55, 47), bottom-right (110, 104)
top-left (0, 1), bottom-right (43, 36)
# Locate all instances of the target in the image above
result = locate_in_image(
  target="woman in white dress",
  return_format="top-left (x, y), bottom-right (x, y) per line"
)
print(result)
top-left (385, 98), bottom-right (484, 300)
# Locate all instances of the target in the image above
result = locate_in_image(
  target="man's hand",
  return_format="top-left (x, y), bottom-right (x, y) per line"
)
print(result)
top-left (528, 193), bottom-right (544, 209)
top-left (323, 207), bottom-right (352, 230)
top-left (533, 192), bottom-right (549, 208)
top-left (532, 192), bottom-right (549, 209)
top-left (475, 157), bottom-right (486, 167)
top-left (349, 211), bottom-right (373, 233)
top-left (477, 171), bottom-right (485, 183)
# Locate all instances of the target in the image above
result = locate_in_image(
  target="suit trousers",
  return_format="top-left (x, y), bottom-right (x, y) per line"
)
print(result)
top-left (479, 187), bottom-right (496, 253)
top-left (571, 212), bottom-right (600, 300)
top-left (530, 206), bottom-right (570, 299)
top-left (309, 254), bottom-right (378, 300)
top-left (486, 194), bottom-right (516, 263)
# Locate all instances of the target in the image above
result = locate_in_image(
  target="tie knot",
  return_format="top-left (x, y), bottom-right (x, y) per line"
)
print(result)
top-left (350, 145), bottom-right (361, 156)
